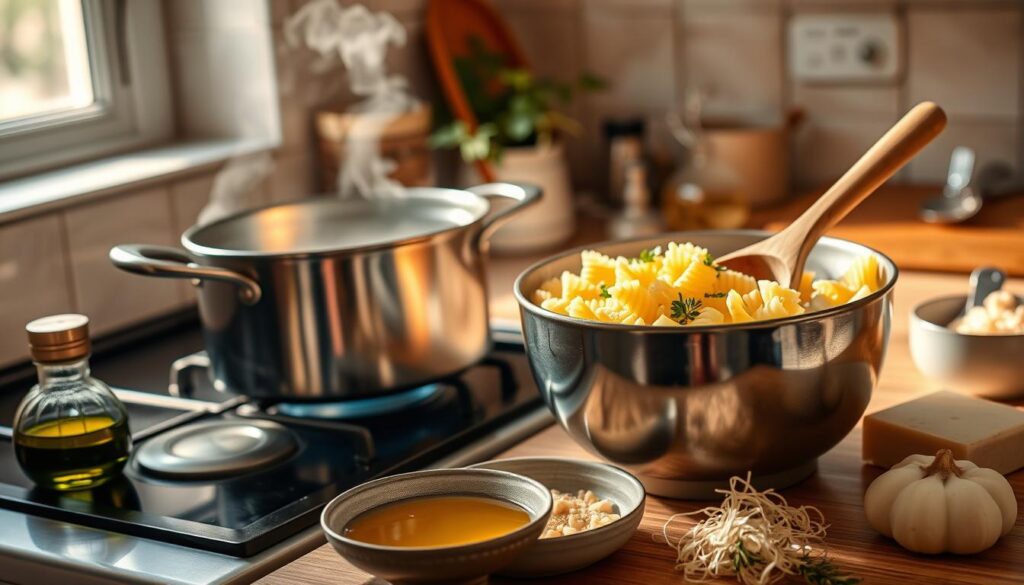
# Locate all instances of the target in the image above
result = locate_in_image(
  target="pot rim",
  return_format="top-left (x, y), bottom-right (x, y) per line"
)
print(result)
top-left (181, 188), bottom-right (491, 260)
top-left (513, 229), bottom-right (899, 332)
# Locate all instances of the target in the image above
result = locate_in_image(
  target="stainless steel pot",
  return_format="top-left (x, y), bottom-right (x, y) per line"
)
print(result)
top-left (110, 183), bottom-right (540, 401)
top-left (514, 231), bottom-right (896, 498)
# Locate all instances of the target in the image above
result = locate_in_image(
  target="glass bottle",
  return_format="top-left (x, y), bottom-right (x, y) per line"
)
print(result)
top-left (13, 314), bottom-right (131, 491)
top-left (661, 141), bottom-right (750, 231)
top-left (609, 162), bottom-right (665, 239)
top-left (662, 91), bottom-right (750, 230)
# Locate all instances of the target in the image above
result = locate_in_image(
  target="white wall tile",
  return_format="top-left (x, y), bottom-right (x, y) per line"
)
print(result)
top-left (268, 153), bottom-right (316, 201)
top-left (0, 215), bottom-right (75, 367)
top-left (793, 119), bottom-right (894, 186)
top-left (172, 27), bottom-right (280, 142)
top-left (679, 5), bottom-right (783, 120)
top-left (384, 21), bottom-right (437, 107)
top-left (499, 2), bottom-right (588, 189)
top-left (169, 174), bottom-right (217, 305)
top-left (584, 2), bottom-right (675, 114)
top-left (170, 174), bottom-right (214, 236)
top-left (791, 85), bottom-right (900, 119)
top-left (64, 188), bottom-right (184, 335)
top-left (582, 0), bottom-right (676, 188)
top-left (907, 118), bottom-right (1019, 183)
top-left (907, 7), bottom-right (1021, 119)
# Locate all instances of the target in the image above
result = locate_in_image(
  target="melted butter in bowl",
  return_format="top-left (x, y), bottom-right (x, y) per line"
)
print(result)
top-left (343, 495), bottom-right (530, 547)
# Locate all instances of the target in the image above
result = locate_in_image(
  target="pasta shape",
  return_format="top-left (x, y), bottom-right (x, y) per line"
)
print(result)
top-left (842, 254), bottom-right (880, 292)
top-left (532, 243), bottom-right (884, 326)
top-left (580, 251), bottom-right (616, 286)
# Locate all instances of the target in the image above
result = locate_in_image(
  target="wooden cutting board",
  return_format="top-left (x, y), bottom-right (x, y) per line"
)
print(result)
top-left (755, 185), bottom-right (1024, 277)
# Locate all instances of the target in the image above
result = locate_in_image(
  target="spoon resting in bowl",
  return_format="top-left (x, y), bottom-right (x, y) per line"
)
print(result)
top-left (718, 101), bottom-right (947, 288)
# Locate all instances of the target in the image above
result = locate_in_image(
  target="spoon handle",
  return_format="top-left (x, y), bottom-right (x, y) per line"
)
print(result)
top-left (968, 267), bottom-right (1006, 309)
top-left (789, 101), bottom-right (947, 275)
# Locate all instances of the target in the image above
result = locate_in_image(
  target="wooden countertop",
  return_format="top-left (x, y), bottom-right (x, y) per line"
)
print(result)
top-left (259, 213), bottom-right (1024, 585)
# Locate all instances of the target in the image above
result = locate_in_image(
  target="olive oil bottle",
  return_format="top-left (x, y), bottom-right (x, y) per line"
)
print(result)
top-left (13, 315), bottom-right (131, 491)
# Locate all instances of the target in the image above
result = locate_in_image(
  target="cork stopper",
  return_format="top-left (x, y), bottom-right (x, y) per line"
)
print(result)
top-left (26, 314), bottom-right (91, 363)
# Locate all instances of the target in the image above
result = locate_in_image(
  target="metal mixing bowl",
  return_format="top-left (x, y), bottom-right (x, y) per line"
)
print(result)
top-left (514, 231), bottom-right (897, 499)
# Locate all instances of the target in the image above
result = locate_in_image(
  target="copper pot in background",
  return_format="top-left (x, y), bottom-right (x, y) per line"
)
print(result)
top-left (701, 109), bottom-right (804, 208)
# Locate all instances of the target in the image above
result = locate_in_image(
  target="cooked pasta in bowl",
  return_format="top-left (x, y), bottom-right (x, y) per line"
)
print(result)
top-left (513, 231), bottom-right (897, 498)
top-left (530, 242), bottom-right (883, 327)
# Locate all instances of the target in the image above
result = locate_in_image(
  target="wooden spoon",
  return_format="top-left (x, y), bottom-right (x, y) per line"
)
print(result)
top-left (718, 101), bottom-right (947, 288)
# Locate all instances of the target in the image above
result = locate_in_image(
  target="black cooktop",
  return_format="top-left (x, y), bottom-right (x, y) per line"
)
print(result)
top-left (0, 316), bottom-right (543, 557)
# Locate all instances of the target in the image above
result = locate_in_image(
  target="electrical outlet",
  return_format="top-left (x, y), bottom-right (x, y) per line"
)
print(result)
top-left (788, 13), bottom-right (901, 83)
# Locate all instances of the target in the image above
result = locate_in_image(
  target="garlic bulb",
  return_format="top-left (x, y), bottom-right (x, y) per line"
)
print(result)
top-left (864, 449), bottom-right (1017, 554)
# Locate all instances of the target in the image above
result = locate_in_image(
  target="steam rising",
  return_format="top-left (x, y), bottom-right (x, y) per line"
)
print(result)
top-left (286, 0), bottom-right (417, 199)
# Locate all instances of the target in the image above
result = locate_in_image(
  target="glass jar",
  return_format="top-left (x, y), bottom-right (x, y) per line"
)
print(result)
top-left (13, 315), bottom-right (131, 491)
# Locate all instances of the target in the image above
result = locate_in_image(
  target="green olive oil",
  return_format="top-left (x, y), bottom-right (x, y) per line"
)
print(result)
top-left (15, 415), bottom-right (131, 491)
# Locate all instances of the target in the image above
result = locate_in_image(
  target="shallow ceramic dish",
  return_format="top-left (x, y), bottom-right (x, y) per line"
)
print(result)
top-left (320, 468), bottom-right (552, 585)
top-left (910, 294), bottom-right (1024, 399)
top-left (468, 457), bottom-right (646, 577)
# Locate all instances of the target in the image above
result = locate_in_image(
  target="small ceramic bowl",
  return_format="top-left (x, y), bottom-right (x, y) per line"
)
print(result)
top-left (468, 457), bottom-right (646, 577)
top-left (910, 294), bottom-right (1024, 399)
top-left (320, 468), bottom-right (552, 585)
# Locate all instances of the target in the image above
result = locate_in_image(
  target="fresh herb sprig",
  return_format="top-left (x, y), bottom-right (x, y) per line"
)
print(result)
top-left (798, 556), bottom-right (860, 585)
top-left (599, 284), bottom-right (611, 299)
top-left (637, 247), bottom-right (661, 263)
top-left (703, 252), bottom-right (728, 275)
top-left (671, 294), bottom-right (702, 324)
top-left (733, 544), bottom-right (858, 585)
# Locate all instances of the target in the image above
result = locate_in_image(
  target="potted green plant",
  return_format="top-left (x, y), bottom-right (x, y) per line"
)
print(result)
top-left (430, 39), bottom-right (605, 253)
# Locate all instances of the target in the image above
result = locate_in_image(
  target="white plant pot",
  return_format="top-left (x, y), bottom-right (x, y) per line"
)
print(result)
top-left (457, 142), bottom-right (576, 254)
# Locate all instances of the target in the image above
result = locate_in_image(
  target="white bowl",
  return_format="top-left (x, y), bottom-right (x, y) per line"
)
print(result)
top-left (910, 294), bottom-right (1024, 399)
top-left (468, 457), bottom-right (646, 577)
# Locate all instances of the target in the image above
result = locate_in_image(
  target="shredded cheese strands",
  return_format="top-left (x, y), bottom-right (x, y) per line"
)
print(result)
top-left (662, 474), bottom-right (843, 585)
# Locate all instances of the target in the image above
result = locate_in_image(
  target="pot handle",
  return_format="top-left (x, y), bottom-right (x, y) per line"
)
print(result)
top-left (109, 244), bottom-right (262, 305)
top-left (467, 182), bottom-right (542, 244)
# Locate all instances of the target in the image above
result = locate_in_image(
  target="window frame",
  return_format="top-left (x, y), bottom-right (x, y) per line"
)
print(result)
top-left (0, 0), bottom-right (172, 180)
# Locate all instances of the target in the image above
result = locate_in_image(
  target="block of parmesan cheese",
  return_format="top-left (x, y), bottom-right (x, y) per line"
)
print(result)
top-left (863, 391), bottom-right (1024, 475)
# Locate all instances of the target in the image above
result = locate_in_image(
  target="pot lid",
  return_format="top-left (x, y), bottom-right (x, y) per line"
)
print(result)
top-left (183, 189), bottom-right (489, 257)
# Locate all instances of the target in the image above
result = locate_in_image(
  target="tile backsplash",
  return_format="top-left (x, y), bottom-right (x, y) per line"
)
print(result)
top-left (498, 0), bottom-right (1024, 189)
top-left (0, 0), bottom-right (1020, 367)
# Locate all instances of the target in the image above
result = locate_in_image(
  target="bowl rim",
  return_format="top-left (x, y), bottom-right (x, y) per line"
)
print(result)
top-left (466, 457), bottom-right (647, 545)
top-left (513, 229), bottom-right (899, 331)
top-left (911, 293), bottom-right (1024, 338)
top-left (319, 468), bottom-right (553, 553)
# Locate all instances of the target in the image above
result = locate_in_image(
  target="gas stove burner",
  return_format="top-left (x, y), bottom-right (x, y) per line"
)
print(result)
top-left (135, 419), bottom-right (297, 479)
top-left (271, 383), bottom-right (445, 419)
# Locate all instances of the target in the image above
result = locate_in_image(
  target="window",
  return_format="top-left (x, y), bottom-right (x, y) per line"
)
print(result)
top-left (0, 0), bottom-right (171, 180)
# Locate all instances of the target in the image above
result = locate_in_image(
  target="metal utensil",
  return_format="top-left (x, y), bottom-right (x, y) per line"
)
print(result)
top-left (967, 266), bottom-right (1006, 311)
top-left (920, 146), bottom-right (981, 224)
top-left (514, 230), bottom-right (897, 498)
top-left (111, 183), bottom-right (540, 401)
